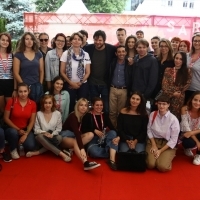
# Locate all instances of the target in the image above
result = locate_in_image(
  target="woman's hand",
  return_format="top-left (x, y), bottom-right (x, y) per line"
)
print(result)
top-left (150, 145), bottom-right (158, 154)
top-left (173, 91), bottom-right (181, 97)
top-left (112, 136), bottom-right (120, 146)
top-left (69, 82), bottom-right (80, 89)
top-left (18, 129), bottom-right (26, 136)
top-left (127, 57), bottom-right (134, 65)
top-left (80, 149), bottom-right (87, 161)
top-left (12, 91), bottom-right (17, 98)
top-left (95, 129), bottom-right (104, 138)
top-left (154, 149), bottom-right (162, 159)
top-left (19, 134), bottom-right (27, 144)
top-left (44, 132), bottom-right (53, 138)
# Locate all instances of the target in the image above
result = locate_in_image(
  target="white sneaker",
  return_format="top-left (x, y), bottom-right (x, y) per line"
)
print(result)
top-left (193, 154), bottom-right (200, 165)
top-left (11, 149), bottom-right (20, 159)
top-left (184, 148), bottom-right (194, 157)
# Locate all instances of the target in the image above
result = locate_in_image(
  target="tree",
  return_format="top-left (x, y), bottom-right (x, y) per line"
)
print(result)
top-left (35, 0), bottom-right (65, 12)
top-left (83, 0), bottom-right (128, 13)
top-left (0, 18), bottom-right (7, 33)
top-left (0, 0), bottom-right (32, 39)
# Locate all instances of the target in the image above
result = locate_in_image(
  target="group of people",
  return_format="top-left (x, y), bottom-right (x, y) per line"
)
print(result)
top-left (0, 27), bottom-right (200, 172)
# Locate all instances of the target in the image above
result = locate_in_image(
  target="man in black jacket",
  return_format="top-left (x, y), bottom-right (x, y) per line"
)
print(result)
top-left (131, 39), bottom-right (158, 101)
top-left (84, 30), bottom-right (116, 113)
top-left (109, 45), bottom-right (132, 128)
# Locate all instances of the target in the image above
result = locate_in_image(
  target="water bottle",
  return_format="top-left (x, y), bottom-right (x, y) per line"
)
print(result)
top-left (19, 144), bottom-right (25, 156)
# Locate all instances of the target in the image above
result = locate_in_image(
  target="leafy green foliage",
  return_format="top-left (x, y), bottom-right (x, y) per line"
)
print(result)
top-left (35, 0), bottom-right (65, 12)
top-left (83, 0), bottom-right (128, 13)
top-left (0, 18), bottom-right (7, 33)
top-left (0, 0), bottom-right (32, 39)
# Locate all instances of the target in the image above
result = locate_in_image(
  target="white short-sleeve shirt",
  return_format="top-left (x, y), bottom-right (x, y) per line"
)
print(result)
top-left (60, 49), bottom-right (91, 82)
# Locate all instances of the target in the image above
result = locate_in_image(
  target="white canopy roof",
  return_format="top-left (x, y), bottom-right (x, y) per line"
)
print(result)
top-left (56, 0), bottom-right (90, 14)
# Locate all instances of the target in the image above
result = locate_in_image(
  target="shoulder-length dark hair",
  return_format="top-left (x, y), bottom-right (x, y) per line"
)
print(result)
top-left (187, 91), bottom-right (200, 112)
top-left (157, 38), bottom-right (174, 61)
top-left (126, 91), bottom-right (147, 116)
top-left (49, 76), bottom-right (64, 95)
top-left (40, 94), bottom-right (56, 112)
top-left (174, 52), bottom-right (190, 86)
top-left (0, 32), bottom-right (12, 53)
top-left (125, 35), bottom-right (137, 56)
top-left (52, 33), bottom-right (67, 51)
top-left (16, 32), bottom-right (39, 53)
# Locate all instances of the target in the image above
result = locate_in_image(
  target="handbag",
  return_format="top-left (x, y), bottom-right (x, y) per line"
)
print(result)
top-left (116, 149), bottom-right (147, 172)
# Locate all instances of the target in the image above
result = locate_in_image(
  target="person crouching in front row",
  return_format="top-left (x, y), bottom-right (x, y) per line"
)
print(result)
top-left (146, 94), bottom-right (180, 172)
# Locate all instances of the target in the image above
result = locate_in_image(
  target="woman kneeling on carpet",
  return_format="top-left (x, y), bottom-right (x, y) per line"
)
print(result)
top-left (180, 91), bottom-right (200, 165)
top-left (60, 98), bottom-right (101, 170)
top-left (26, 94), bottom-right (71, 162)
top-left (146, 94), bottom-right (180, 172)
top-left (117, 91), bottom-right (148, 153)
top-left (4, 83), bottom-right (37, 159)
top-left (81, 97), bottom-right (119, 170)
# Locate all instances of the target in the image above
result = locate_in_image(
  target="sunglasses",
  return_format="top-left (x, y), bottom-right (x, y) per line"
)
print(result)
top-left (40, 39), bottom-right (48, 42)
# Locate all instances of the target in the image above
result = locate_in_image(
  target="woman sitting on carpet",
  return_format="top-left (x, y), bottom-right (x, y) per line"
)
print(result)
top-left (146, 94), bottom-right (180, 172)
top-left (26, 94), bottom-right (71, 162)
top-left (46, 76), bottom-right (70, 123)
top-left (60, 98), bottom-right (101, 170)
top-left (117, 91), bottom-right (148, 153)
top-left (4, 83), bottom-right (37, 160)
top-left (180, 91), bottom-right (200, 165)
top-left (81, 97), bottom-right (119, 170)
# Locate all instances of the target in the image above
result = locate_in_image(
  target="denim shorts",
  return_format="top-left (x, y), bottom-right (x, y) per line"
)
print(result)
top-left (60, 130), bottom-right (75, 138)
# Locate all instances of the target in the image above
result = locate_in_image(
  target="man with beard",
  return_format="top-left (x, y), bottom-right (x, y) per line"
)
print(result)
top-left (84, 30), bottom-right (116, 113)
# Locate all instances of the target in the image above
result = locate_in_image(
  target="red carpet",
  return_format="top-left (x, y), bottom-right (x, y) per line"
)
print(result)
top-left (0, 146), bottom-right (198, 200)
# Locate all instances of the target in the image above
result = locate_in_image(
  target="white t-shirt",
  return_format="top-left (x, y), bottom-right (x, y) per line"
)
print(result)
top-left (60, 49), bottom-right (91, 82)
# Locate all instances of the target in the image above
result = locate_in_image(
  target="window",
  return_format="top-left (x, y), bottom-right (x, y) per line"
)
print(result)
top-left (189, 2), bottom-right (194, 8)
top-left (168, 0), bottom-right (173, 6)
top-left (183, 1), bottom-right (188, 7)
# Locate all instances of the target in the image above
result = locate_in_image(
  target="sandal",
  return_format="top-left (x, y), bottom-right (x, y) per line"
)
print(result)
top-left (63, 149), bottom-right (72, 157)
top-left (107, 160), bottom-right (117, 171)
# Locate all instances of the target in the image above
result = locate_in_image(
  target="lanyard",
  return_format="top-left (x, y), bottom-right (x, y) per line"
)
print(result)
top-left (0, 53), bottom-right (9, 73)
top-left (92, 112), bottom-right (104, 131)
top-left (189, 54), bottom-right (200, 68)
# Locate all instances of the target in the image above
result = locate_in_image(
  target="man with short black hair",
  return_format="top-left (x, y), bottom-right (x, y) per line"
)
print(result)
top-left (109, 45), bottom-right (132, 128)
top-left (115, 28), bottom-right (126, 46)
top-left (79, 30), bottom-right (88, 50)
top-left (84, 30), bottom-right (116, 113)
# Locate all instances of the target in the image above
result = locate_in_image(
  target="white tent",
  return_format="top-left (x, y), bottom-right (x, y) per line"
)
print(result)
top-left (56, 0), bottom-right (90, 14)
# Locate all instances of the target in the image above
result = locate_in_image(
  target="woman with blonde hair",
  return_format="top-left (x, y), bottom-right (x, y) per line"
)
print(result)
top-left (13, 32), bottom-right (44, 103)
top-left (60, 98), bottom-right (100, 170)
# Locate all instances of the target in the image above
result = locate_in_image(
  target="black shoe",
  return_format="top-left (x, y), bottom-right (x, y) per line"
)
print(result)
top-left (107, 160), bottom-right (117, 171)
top-left (2, 152), bottom-right (12, 162)
top-left (84, 161), bottom-right (101, 170)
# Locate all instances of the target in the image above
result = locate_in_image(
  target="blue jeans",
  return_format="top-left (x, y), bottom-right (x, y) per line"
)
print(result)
top-left (5, 128), bottom-right (36, 151)
top-left (29, 82), bottom-right (44, 103)
top-left (0, 128), bottom-right (5, 149)
top-left (64, 82), bottom-right (89, 113)
top-left (60, 130), bottom-right (75, 138)
top-left (119, 135), bottom-right (145, 153)
top-left (182, 134), bottom-right (200, 154)
top-left (87, 130), bottom-right (118, 158)
top-left (89, 84), bottom-right (109, 113)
